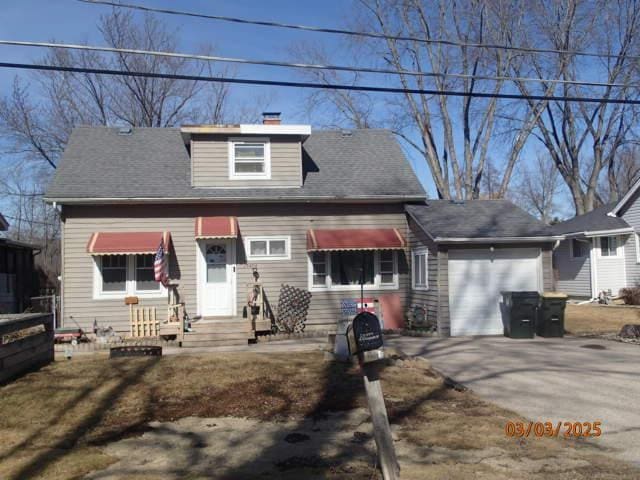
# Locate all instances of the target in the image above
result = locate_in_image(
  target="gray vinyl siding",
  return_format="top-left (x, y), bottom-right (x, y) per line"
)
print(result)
top-left (61, 203), bottom-right (408, 334)
top-left (554, 239), bottom-right (592, 297)
top-left (406, 217), bottom-right (438, 329)
top-left (621, 195), bottom-right (640, 287)
top-left (191, 134), bottom-right (302, 188)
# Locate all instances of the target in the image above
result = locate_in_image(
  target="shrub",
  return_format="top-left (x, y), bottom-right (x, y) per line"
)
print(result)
top-left (619, 287), bottom-right (640, 305)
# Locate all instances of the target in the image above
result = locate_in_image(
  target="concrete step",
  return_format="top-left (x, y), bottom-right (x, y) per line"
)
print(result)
top-left (191, 321), bottom-right (252, 334)
top-left (181, 338), bottom-right (248, 348)
top-left (183, 332), bottom-right (253, 341)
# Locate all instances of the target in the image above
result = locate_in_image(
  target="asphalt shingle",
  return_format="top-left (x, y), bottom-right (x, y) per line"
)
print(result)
top-left (406, 200), bottom-right (555, 239)
top-left (44, 127), bottom-right (425, 201)
top-left (549, 203), bottom-right (630, 235)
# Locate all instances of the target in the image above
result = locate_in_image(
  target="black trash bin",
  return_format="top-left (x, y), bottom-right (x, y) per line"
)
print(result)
top-left (502, 291), bottom-right (539, 339)
top-left (537, 292), bottom-right (568, 337)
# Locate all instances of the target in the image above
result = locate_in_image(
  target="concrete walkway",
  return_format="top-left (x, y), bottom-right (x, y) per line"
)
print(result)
top-left (388, 335), bottom-right (640, 465)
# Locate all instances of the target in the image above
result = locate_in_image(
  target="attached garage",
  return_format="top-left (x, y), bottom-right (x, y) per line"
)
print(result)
top-left (448, 248), bottom-right (542, 336)
top-left (406, 201), bottom-right (561, 337)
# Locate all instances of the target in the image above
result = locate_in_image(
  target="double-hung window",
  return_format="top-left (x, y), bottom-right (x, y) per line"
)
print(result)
top-left (570, 239), bottom-right (587, 259)
top-left (599, 236), bottom-right (620, 257)
top-left (229, 138), bottom-right (271, 179)
top-left (95, 254), bottom-right (164, 299)
top-left (412, 248), bottom-right (429, 290)
top-left (245, 236), bottom-right (290, 261)
top-left (309, 250), bottom-right (398, 290)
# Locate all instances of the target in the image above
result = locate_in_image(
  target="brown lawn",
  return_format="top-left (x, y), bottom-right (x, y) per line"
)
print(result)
top-left (0, 351), bottom-right (637, 479)
top-left (565, 303), bottom-right (640, 335)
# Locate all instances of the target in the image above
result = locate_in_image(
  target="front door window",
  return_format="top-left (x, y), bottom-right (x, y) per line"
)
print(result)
top-left (206, 244), bottom-right (227, 283)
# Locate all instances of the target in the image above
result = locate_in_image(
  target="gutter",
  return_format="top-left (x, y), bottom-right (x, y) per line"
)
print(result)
top-left (434, 236), bottom-right (565, 244)
top-left (43, 194), bottom-right (427, 205)
top-left (562, 227), bottom-right (634, 238)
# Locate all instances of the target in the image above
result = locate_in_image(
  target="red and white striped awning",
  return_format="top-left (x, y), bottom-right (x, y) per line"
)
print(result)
top-left (86, 231), bottom-right (170, 255)
top-left (306, 228), bottom-right (407, 252)
top-left (195, 216), bottom-right (238, 239)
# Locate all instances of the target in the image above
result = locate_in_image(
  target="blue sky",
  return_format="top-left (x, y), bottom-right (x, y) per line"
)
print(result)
top-left (0, 0), bottom-right (433, 194)
top-left (0, 0), bottom-right (578, 216)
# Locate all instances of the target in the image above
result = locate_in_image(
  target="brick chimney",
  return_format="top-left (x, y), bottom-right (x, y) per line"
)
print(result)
top-left (262, 112), bottom-right (281, 125)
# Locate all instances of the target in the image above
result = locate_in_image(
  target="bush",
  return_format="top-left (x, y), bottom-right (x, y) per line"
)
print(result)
top-left (619, 287), bottom-right (640, 305)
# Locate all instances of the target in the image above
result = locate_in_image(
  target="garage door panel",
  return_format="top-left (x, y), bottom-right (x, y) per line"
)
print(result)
top-left (449, 248), bottom-right (541, 336)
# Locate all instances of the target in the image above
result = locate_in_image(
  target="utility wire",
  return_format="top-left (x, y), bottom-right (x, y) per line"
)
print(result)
top-left (1, 60), bottom-right (639, 105)
top-left (78, 0), bottom-right (640, 62)
top-left (0, 39), bottom-right (635, 89)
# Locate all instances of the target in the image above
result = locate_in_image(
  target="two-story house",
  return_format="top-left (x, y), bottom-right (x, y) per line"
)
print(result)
top-left (44, 114), bottom-right (426, 345)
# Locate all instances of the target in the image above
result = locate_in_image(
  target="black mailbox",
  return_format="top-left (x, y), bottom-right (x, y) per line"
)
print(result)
top-left (349, 312), bottom-right (383, 354)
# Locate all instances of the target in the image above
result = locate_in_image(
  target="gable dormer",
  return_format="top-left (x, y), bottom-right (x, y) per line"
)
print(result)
top-left (183, 113), bottom-right (311, 188)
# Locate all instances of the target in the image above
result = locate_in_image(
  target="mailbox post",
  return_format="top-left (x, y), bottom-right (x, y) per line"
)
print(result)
top-left (348, 312), bottom-right (399, 480)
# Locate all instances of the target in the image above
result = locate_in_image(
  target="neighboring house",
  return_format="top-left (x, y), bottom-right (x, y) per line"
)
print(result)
top-left (406, 201), bottom-right (561, 336)
top-left (552, 181), bottom-right (640, 298)
top-left (0, 213), bottom-right (38, 313)
top-left (44, 116), bottom-right (425, 343)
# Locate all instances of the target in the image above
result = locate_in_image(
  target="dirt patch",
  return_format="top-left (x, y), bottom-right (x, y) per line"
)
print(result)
top-left (0, 351), bottom-right (637, 479)
top-left (565, 303), bottom-right (640, 335)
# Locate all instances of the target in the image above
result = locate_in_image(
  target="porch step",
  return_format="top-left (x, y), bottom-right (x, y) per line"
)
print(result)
top-left (190, 320), bottom-right (252, 334)
top-left (184, 332), bottom-right (253, 341)
top-left (181, 338), bottom-right (249, 348)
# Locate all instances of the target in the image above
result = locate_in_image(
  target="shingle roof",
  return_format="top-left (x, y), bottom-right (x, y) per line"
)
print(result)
top-left (406, 200), bottom-right (556, 240)
top-left (45, 127), bottom-right (425, 202)
top-left (549, 203), bottom-right (630, 235)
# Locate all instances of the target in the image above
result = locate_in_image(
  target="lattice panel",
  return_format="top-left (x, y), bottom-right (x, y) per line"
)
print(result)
top-left (275, 284), bottom-right (312, 333)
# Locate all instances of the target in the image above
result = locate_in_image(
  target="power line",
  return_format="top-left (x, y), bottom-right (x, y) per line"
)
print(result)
top-left (1, 60), bottom-right (639, 105)
top-left (1, 39), bottom-right (635, 90)
top-left (78, 0), bottom-right (640, 62)
top-left (3, 214), bottom-right (57, 227)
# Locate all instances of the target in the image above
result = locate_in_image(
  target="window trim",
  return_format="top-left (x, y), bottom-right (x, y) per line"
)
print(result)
top-left (307, 250), bottom-right (399, 292)
top-left (244, 236), bottom-right (291, 261)
top-left (569, 238), bottom-right (588, 260)
top-left (93, 255), bottom-right (167, 300)
top-left (411, 247), bottom-right (429, 291)
top-left (596, 235), bottom-right (622, 259)
top-left (228, 137), bottom-right (271, 180)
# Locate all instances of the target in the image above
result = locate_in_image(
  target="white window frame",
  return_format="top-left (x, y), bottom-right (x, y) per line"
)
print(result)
top-left (569, 238), bottom-right (588, 260)
top-left (245, 236), bottom-right (291, 261)
top-left (411, 247), bottom-right (429, 290)
top-left (307, 250), bottom-right (399, 292)
top-left (635, 233), bottom-right (640, 263)
top-left (596, 235), bottom-right (622, 258)
top-left (93, 255), bottom-right (167, 300)
top-left (228, 137), bottom-right (271, 180)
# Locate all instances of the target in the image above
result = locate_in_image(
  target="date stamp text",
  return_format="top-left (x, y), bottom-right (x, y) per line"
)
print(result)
top-left (505, 421), bottom-right (602, 438)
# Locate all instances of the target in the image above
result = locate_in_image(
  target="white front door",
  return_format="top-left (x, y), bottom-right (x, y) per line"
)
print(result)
top-left (199, 240), bottom-right (235, 317)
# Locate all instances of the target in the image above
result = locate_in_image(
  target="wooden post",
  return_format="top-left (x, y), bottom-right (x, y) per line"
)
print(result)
top-left (359, 355), bottom-right (400, 480)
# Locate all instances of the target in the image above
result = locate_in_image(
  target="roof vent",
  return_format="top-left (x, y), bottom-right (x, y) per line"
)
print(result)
top-left (262, 112), bottom-right (281, 125)
top-left (118, 126), bottom-right (132, 135)
top-left (341, 129), bottom-right (353, 137)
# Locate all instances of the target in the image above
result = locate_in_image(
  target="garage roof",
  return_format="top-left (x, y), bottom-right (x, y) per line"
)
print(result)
top-left (406, 200), bottom-right (560, 243)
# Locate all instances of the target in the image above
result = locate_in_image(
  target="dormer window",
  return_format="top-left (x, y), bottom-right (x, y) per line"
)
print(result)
top-left (229, 137), bottom-right (271, 180)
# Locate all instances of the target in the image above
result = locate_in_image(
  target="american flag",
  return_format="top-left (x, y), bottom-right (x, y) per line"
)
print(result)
top-left (154, 241), bottom-right (169, 286)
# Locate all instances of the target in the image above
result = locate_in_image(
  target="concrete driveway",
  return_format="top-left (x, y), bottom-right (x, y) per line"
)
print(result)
top-left (388, 335), bottom-right (640, 465)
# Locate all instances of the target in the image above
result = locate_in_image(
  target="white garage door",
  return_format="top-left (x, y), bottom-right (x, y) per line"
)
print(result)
top-left (448, 248), bottom-right (542, 336)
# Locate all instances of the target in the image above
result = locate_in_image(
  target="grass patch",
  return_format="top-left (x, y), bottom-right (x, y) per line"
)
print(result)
top-left (0, 352), bottom-right (636, 479)
top-left (565, 303), bottom-right (640, 335)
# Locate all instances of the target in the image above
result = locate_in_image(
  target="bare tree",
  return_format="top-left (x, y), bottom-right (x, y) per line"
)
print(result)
top-left (295, 0), bottom-right (547, 200)
top-left (511, 153), bottom-right (562, 223)
top-left (0, 8), bottom-right (231, 171)
top-left (509, 0), bottom-right (640, 215)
